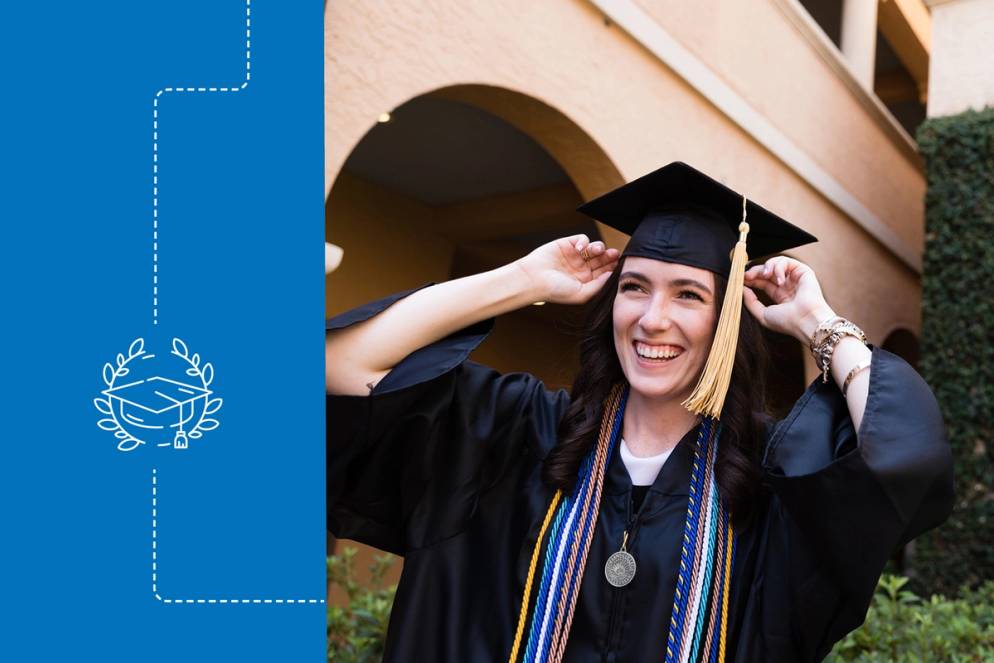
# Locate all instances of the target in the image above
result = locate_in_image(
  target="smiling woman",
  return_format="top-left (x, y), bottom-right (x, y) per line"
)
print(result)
top-left (542, 252), bottom-right (772, 539)
top-left (614, 260), bottom-right (717, 405)
top-left (325, 162), bottom-right (953, 662)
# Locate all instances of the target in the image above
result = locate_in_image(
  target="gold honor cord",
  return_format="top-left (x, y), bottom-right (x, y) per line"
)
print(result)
top-left (508, 490), bottom-right (563, 663)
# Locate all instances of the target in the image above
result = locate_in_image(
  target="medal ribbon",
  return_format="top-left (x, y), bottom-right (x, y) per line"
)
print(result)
top-left (507, 385), bottom-right (736, 663)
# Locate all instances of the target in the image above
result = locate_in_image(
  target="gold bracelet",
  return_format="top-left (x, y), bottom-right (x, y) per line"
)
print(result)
top-left (842, 359), bottom-right (871, 397)
top-left (810, 319), bottom-right (868, 383)
top-left (808, 314), bottom-right (846, 354)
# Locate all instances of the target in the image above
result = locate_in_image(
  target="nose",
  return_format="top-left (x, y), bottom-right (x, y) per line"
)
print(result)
top-left (638, 296), bottom-right (672, 333)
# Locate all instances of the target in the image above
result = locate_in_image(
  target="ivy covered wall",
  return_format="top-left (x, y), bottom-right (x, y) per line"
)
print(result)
top-left (914, 107), bottom-right (994, 596)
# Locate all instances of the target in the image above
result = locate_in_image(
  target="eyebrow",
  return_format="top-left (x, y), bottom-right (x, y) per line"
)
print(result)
top-left (619, 271), bottom-right (713, 296)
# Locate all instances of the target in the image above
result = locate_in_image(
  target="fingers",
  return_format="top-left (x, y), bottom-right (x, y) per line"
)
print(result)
top-left (744, 256), bottom-right (805, 287)
top-left (558, 234), bottom-right (590, 269)
top-left (743, 263), bottom-right (780, 297)
top-left (582, 240), bottom-right (607, 257)
top-left (572, 237), bottom-right (614, 266)
top-left (774, 261), bottom-right (787, 287)
top-left (760, 257), bottom-right (788, 286)
top-left (744, 276), bottom-right (779, 300)
top-left (569, 234), bottom-right (591, 255)
top-left (743, 264), bottom-right (765, 282)
top-left (585, 245), bottom-right (619, 271)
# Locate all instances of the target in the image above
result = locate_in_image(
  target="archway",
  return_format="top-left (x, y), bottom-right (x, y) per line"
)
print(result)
top-left (882, 327), bottom-right (920, 369)
top-left (325, 85), bottom-right (624, 571)
top-left (326, 85), bottom-right (625, 385)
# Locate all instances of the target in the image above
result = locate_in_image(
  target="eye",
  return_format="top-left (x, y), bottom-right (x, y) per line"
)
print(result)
top-left (679, 290), bottom-right (704, 302)
top-left (620, 281), bottom-right (644, 293)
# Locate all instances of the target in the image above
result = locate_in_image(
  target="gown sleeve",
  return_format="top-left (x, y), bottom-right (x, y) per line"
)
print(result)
top-left (758, 343), bottom-right (955, 659)
top-left (326, 284), bottom-right (570, 556)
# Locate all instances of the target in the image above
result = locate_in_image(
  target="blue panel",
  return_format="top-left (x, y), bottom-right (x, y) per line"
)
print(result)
top-left (0, 1), bottom-right (325, 660)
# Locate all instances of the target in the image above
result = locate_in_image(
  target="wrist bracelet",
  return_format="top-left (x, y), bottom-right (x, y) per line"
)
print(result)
top-left (808, 314), bottom-right (846, 354)
top-left (843, 359), bottom-right (871, 397)
top-left (809, 318), bottom-right (868, 384)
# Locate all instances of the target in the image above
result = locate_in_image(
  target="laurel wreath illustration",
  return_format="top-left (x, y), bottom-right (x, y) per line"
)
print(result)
top-left (94, 337), bottom-right (223, 452)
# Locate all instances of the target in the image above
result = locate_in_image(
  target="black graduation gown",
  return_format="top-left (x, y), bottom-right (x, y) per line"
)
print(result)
top-left (327, 286), bottom-right (954, 663)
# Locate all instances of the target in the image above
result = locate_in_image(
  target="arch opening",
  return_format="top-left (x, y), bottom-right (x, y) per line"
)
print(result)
top-left (325, 85), bottom-right (624, 563)
top-left (326, 85), bottom-right (625, 389)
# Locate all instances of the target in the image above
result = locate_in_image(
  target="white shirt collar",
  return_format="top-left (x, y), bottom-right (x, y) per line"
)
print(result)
top-left (620, 437), bottom-right (674, 486)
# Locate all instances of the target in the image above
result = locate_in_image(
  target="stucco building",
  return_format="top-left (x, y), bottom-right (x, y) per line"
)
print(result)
top-left (325, 0), bottom-right (994, 585)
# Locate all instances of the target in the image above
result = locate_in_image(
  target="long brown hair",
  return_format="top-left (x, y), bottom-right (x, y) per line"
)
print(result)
top-left (541, 258), bottom-right (771, 529)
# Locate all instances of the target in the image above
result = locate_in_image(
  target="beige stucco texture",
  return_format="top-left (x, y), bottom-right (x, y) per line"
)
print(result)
top-left (326, 0), bottom-right (925, 343)
top-left (928, 0), bottom-right (994, 117)
top-left (633, 0), bottom-right (925, 252)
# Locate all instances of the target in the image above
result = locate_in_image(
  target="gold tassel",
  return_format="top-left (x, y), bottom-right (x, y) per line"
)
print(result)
top-left (682, 197), bottom-right (751, 420)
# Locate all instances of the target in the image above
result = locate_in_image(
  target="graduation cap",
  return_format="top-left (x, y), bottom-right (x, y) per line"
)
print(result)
top-left (576, 161), bottom-right (817, 419)
top-left (103, 376), bottom-right (212, 448)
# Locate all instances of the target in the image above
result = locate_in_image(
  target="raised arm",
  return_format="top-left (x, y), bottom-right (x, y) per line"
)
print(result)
top-left (325, 234), bottom-right (620, 395)
top-left (748, 257), bottom-right (952, 659)
top-left (743, 256), bottom-right (871, 432)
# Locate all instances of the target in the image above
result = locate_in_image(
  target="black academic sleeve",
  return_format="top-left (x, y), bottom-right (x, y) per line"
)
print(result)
top-left (759, 344), bottom-right (954, 658)
top-left (326, 285), bottom-right (569, 556)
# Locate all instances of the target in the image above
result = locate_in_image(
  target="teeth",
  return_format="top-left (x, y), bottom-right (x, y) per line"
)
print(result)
top-left (635, 342), bottom-right (683, 360)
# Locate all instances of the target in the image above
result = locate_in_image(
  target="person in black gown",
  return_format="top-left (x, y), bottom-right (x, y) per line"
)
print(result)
top-left (326, 162), bottom-right (954, 662)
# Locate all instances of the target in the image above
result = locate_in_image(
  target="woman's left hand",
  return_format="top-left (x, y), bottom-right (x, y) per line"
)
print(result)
top-left (742, 256), bottom-right (835, 343)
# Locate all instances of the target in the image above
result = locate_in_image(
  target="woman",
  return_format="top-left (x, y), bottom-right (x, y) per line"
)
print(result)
top-left (326, 163), bottom-right (953, 662)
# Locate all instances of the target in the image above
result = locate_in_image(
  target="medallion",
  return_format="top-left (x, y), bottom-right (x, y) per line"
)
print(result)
top-left (604, 550), bottom-right (637, 587)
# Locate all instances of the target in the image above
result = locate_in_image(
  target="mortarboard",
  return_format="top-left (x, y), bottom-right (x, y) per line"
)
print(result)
top-left (576, 161), bottom-right (818, 419)
top-left (103, 376), bottom-right (212, 448)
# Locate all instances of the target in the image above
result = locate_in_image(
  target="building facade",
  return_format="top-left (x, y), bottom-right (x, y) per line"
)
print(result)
top-left (325, 0), bottom-right (961, 587)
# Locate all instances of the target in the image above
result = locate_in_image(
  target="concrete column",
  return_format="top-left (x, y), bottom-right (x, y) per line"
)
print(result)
top-left (926, 0), bottom-right (994, 117)
top-left (840, 0), bottom-right (879, 88)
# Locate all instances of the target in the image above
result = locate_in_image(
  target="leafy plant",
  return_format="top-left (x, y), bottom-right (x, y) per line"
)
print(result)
top-left (326, 562), bottom-right (994, 661)
top-left (828, 574), bottom-right (994, 661)
top-left (327, 547), bottom-right (398, 663)
top-left (916, 107), bottom-right (994, 595)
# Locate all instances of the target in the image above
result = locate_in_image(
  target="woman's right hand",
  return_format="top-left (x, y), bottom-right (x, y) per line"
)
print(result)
top-left (514, 234), bottom-right (621, 305)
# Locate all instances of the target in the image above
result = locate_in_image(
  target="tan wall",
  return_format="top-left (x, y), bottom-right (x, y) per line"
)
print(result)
top-left (325, 0), bottom-right (925, 340)
top-left (325, 172), bottom-right (455, 316)
top-left (635, 0), bottom-right (925, 251)
top-left (927, 0), bottom-right (994, 117)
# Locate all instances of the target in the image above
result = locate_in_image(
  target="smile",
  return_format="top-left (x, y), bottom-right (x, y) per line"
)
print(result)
top-left (633, 341), bottom-right (684, 363)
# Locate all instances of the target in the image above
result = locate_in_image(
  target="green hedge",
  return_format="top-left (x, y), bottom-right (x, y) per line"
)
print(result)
top-left (327, 549), bottom-right (994, 661)
top-left (827, 575), bottom-right (994, 661)
top-left (328, 548), bottom-right (994, 663)
top-left (914, 107), bottom-right (994, 596)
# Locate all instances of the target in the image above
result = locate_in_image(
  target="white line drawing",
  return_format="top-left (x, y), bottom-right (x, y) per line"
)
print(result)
top-left (152, 469), bottom-right (325, 605)
top-left (95, 338), bottom-right (223, 451)
top-left (152, 0), bottom-right (251, 326)
top-left (117, 0), bottom-right (317, 609)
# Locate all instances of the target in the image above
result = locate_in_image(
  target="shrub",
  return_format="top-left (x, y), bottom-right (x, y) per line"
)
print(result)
top-left (327, 547), bottom-right (398, 663)
top-left (828, 575), bottom-right (994, 661)
top-left (326, 555), bottom-right (994, 661)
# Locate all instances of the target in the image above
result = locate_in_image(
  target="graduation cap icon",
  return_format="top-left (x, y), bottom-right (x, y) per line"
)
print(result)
top-left (102, 376), bottom-right (212, 449)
